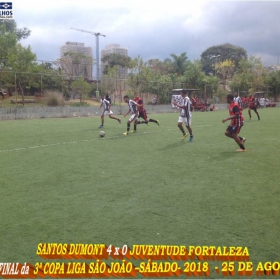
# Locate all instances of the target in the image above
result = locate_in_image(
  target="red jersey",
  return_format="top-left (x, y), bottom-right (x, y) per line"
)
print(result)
top-left (133, 97), bottom-right (144, 112)
top-left (229, 102), bottom-right (244, 126)
top-left (248, 96), bottom-right (256, 108)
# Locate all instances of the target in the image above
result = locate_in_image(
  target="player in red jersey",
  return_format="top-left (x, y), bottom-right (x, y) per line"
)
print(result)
top-left (222, 94), bottom-right (246, 152)
top-left (247, 94), bottom-right (260, 120)
top-left (132, 93), bottom-right (160, 132)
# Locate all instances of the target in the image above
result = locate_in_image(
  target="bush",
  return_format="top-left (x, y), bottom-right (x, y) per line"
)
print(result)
top-left (45, 91), bottom-right (64, 106)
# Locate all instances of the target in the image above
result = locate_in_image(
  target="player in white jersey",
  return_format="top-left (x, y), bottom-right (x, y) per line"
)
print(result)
top-left (172, 90), bottom-right (194, 141)
top-left (123, 95), bottom-right (142, 136)
top-left (98, 95), bottom-right (121, 128)
top-left (233, 92), bottom-right (242, 108)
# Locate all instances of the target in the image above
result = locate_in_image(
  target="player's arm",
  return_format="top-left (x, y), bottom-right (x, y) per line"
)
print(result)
top-left (137, 99), bottom-right (144, 108)
top-left (134, 102), bottom-right (143, 108)
top-left (222, 106), bottom-right (240, 123)
top-left (124, 109), bottom-right (131, 117)
top-left (173, 99), bottom-right (187, 109)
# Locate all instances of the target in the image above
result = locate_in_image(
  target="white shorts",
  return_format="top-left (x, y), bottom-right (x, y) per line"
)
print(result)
top-left (102, 110), bottom-right (113, 116)
top-left (178, 116), bottom-right (192, 126)
top-left (129, 114), bottom-right (138, 122)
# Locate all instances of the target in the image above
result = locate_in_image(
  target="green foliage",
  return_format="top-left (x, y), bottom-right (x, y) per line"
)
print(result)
top-left (216, 59), bottom-right (235, 89)
top-left (0, 19), bottom-right (31, 41)
top-left (56, 51), bottom-right (93, 91)
top-left (71, 77), bottom-right (92, 103)
top-left (184, 59), bottom-right (206, 89)
top-left (100, 66), bottom-right (118, 96)
top-left (230, 56), bottom-right (265, 93)
top-left (0, 25), bottom-right (17, 69)
top-left (201, 43), bottom-right (247, 74)
top-left (165, 52), bottom-right (189, 75)
top-left (6, 44), bottom-right (37, 102)
top-left (265, 70), bottom-right (280, 98)
top-left (101, 53), bottom-right (131, 75)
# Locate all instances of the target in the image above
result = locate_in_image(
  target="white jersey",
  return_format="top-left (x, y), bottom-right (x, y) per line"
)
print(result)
top-left (100, 99), bottom-right (110, 111)
top-left (128, 100), bottom-right (138, 114)
top-left (234, 96), bottom-right (242, 107)
top-left (180, 96), bottom-right (192, 118)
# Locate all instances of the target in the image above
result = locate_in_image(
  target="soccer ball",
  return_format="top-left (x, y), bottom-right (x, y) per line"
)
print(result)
top-left (99, 131), bottom-right (105, 137)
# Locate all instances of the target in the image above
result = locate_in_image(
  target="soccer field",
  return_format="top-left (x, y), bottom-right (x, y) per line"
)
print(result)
top-left (1, 108), bottom-right (280, 277)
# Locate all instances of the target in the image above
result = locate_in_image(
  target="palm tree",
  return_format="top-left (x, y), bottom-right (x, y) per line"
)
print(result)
top-left (168, 52), bottom-right (189, 76)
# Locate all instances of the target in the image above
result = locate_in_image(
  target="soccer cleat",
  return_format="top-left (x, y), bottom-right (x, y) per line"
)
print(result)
top-left (157, 120), bottom-right (160, 126)
top-left (241, 137), bottom-right (246, 144)
top-left (98, 125), bottom-right (103, 128)
top-left (188, 136), bottom-right (193, 142)
top-left (118, 119), bottom-right (121, 124)
top-left (182, 133), bottom-right (188, 140)
top-left (130, 130), bottom-right (137, 133)
top-left (123, 132), bottom-right (129, 136)
top-left (236, 149), bottom-right (246, 152)
top-left (145, 121), bottom-right (149, 126)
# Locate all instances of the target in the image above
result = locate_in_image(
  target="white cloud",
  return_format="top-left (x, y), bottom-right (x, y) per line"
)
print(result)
top-left (12, 0), bottom-right (280, 66)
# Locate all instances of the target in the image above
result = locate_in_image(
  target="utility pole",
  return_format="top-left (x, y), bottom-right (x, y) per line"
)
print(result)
top-left (70, 27), bottom-right (106, 97)
top-left (210, 55), bottom-right (220, 76)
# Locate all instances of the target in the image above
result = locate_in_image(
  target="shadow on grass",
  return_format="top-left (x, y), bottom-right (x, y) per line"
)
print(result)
top-left (209, 151), bottom-right (239, 161)
top-left (158, 141), bottom-right (188, 151)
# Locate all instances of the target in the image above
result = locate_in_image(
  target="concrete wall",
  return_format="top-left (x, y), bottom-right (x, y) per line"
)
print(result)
top-left (0, 103), bottom-right (278, 120)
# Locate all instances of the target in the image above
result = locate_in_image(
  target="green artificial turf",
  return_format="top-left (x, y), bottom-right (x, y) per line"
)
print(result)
top-left (0, 108), bottom-right (279, 278)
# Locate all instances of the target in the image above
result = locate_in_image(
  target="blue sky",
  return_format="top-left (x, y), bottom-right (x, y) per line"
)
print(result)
top-left (13, 0), bottom-right (280, 68)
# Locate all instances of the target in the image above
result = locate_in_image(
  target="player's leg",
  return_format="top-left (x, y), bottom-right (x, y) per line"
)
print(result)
top-left (99, 113), bottom-right (105, 128)
top-left (109, 112), bottom-right (121, 123)
top-left (185, 117), bottom-right (193, 141)
top-left (225, 126), bottom-right (246, 151)
top-left (144, 110), bottom-right (159, 125)
top-left (124, 114), bottom-right (136, 135)
top-left (137, 111), bottom-right (148, 125)
top-left (253, 108), bottom-right (260, 120)
top-left (133, 119), bottom-right (139, 132)
top-left (178, 117), bottom-right (187, 140)
top-left (248, 108), bottom-right (252, 120)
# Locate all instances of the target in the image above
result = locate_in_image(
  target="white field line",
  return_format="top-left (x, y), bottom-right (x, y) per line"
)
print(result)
top-left (0, 125), bottom-right (209, 154)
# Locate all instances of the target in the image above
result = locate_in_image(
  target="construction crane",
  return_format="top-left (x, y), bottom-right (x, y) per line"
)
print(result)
top-left (70, 27), bottom-right (106, 96)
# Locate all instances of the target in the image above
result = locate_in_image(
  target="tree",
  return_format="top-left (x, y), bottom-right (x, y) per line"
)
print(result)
top-left (0, 19), bottom-right (31, 41)
top-left (101, 53), bottom-right (131, 76)
top-left (71, 77), bottom-right (92, 103)
top-left (100, 66), bottom-right (118, 99)
top-left (184, 60), bottom-right (206, 89)
top-left (201, 43), bottom-right (247, 74)
top-left (0, 25), bottom-right (17, 69)
top-left (165, 52), bottom-right (189, 75)
top-left (230, 56), bottom-right (265, 94)
top-left (265, 70), bottom-right (280, 99)
top-left (55, 51), bottom-right (93, 91)
top-left (7, 44), bottom-right (36, 104)
top-left (216, 59), bottom-right (235, 90)
top-left (127, 56), bottom-right (147, 93)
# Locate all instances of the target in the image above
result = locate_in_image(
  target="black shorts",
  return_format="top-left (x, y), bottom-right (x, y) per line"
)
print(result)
top-left (249, 107), bottom-right (257, 112)
top-left (138, 110), bottom-right (147, 120)
top-left (226, 125), bottom-right (243, 135)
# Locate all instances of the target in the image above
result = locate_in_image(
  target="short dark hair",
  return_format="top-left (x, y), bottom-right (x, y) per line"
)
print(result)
top-left (181, 90), bottom-right (187, 95)
top-left (227, 94), bottom-right (234, 101)
top-left (123, 95), bottom-right (129, 99)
